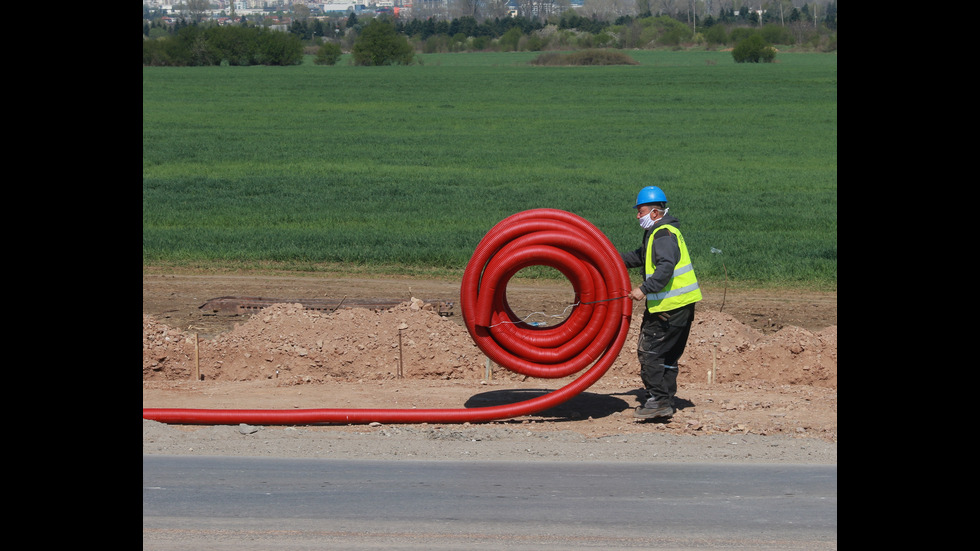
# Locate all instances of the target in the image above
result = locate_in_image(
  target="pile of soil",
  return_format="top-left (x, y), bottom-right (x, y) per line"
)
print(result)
top-left (143, 275), bottom-right (837, 450)
top-left (143, 301), bottom-right (836, 389)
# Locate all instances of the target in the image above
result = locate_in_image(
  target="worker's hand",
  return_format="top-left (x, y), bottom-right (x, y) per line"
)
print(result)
top-left (630, 287), bottom-right (645, 301)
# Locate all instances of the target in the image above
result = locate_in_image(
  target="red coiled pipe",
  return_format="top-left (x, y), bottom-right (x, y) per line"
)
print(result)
top-left (142, 209), bottom-right (632, 425)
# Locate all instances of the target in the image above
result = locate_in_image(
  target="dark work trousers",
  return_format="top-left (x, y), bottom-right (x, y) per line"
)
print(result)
top-left (637, 303), bottom-right (696, 405)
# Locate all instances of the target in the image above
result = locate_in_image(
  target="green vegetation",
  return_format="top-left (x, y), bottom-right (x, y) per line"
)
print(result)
top-left (144, 3), bottom-right (837, 62)
top-left (143, 51), bottom-right (837, 289)
top-left (351, 19), bottom-right (416, 66)
top-left (732, 33), bottom-right (777, 63)
top-left (142, 24), bottom-right (303, 66)
top-left (314, 42), bottom-right (343, 65)
top-left (529, 49), bottom-right (639, 66)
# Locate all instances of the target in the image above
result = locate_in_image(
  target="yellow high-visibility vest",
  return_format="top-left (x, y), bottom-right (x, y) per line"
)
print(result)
top-left (644, 224), bottom-right (702, 313)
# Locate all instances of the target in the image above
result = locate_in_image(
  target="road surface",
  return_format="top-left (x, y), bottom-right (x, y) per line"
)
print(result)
top-left (143, 455), bottom-right (837, 550)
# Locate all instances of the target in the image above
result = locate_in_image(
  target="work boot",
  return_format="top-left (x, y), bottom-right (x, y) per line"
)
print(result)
top-left (633, 399), bottom-right (674, 420)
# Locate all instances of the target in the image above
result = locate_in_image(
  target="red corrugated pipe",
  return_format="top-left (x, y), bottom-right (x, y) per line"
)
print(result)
top-left (142, 208), bottom-right (632, 425)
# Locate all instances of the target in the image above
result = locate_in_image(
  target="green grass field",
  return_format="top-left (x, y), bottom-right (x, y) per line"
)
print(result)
top-left (143, 50), bottom-right (837, 288)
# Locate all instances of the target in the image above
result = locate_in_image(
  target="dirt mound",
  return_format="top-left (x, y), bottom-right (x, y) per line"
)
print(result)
top-left (143, 300), bottom-right (837, 389)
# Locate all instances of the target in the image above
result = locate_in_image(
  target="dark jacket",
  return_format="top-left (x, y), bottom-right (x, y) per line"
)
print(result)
top-left (620, 215), bottom-right (682, 295)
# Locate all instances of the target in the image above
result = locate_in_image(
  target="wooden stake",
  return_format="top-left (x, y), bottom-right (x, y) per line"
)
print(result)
top-left (194, 333), bottom-right (201, 381)
top-left (709, 343), bottom-right (717, 384)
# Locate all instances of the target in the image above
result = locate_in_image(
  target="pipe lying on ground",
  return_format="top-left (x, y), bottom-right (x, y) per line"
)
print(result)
top-left (142, 208), bottom-right (632, 425)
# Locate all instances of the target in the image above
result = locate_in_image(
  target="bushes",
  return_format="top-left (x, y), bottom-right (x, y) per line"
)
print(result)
top-left (142, 24), bottom-right (303, 66)
top-left (729, 27), bottom-right (756, 44)
top-left (498, 26), bottom-right (522, 52)
top-left (529, 49), bottom-right (638, 66)
top-left (143, 35), bottom-right (185, 66)
top-left (732, 33), bottom-right (777, 63)
top-left (314, 41), bottom-right (343, 65)
top-left (256, 29), bottom-right (304, 65)
top-left (759, 23), bottom-right (794, 45)
top-left (704, 24), bottom-right (729, 47)
top-left (351, 19), bottom-right (416, 66)
top-left (144, 12), bottom-right (829, 68)
top-left (653, 15), bottom-right (693, 46)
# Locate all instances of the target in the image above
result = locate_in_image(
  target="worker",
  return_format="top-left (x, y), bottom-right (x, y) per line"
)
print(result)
top-left (620, 186), bottom-right (702, 419)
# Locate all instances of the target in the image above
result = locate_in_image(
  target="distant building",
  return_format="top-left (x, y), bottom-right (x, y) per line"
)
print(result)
top-left (317, 3), bottom-right (366, 14)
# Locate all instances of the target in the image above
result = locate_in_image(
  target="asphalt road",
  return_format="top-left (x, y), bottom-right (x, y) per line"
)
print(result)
top-left (143, 456), bottom-right (837, 550)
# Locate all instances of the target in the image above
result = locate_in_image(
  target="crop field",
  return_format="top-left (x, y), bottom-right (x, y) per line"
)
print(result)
top-left (143, 50), bottom-right (837, 288)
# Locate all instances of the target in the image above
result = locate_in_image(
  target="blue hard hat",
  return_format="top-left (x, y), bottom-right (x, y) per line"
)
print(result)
top-left (635, 186), bottom-right (668, 208)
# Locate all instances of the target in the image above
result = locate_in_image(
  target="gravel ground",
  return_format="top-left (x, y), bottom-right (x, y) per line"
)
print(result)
top-left (143, 419), bottom-right (837, 464)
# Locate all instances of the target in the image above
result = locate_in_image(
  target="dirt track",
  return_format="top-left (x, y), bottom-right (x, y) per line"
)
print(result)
top-left (143, 273), bottom-right (837, 463)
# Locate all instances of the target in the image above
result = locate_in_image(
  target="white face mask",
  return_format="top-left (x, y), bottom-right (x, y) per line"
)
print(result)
top-left (638, 208), bottom-right (667, 230)
top-left (638, 213), bottom-right (656, 230)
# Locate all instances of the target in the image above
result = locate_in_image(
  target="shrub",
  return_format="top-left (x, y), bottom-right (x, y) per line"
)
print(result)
top-left (529, 49), bottom-right (639, 66)
top-left (704, 24), bottom-right (729, 47)
top-left (255, 28), bottom-right (304, 65)
top-left (208, 25), bottom-right (255, 65)
top-left (759, 23), bottom-right (794, 45)
top-left (142, 24), bottom-right (303, 66)
top-left (729, 27), bottom-right (755, 44)
top-left (654, 16), bottom-right (693, 46)
top-left (732, 33), bottom-right (776, 63)
top-left (498, 26), bottom-right (522, 51)
top-left (471, 36), bottom-right (490, 51)
top-left (525, 34), bottom-right (545, 51)
top-left (594, 31), bottom-right (614, 47)
top-left (351, 19), bottom-right (415, 66)
top-left (422, 34), bottom-right (451, 53)
top-left (529, 51), bottom-right (563, 66)
top-left (315, 42), bottom-right (343, 65)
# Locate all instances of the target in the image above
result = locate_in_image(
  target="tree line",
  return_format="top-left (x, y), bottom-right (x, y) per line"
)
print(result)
top-left (142, 2), bottom-right (836, 67)
top-left (143, 23), bottom-right (304, 66)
